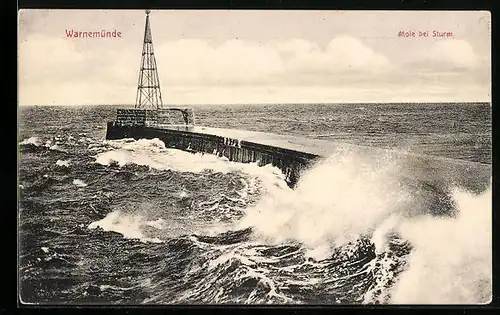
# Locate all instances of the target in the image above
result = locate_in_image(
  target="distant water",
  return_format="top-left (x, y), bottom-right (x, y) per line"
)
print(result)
top-left (18, 103), bottom-right (492, 304)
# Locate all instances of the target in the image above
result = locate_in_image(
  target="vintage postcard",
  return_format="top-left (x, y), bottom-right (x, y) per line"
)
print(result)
top-left (18, 9), bottom-right (492, 305)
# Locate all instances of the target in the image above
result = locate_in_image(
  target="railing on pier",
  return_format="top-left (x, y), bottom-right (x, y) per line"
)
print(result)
top-left (114, 108), bottom-right (195, 127)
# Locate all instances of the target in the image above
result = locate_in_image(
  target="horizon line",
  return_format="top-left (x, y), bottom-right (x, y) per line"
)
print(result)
top-left (18, 101), bottom-right (492, 107)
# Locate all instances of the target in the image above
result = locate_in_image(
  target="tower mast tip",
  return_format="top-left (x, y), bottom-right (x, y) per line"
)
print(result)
top-left (136, 8), bottom-right (163, 109)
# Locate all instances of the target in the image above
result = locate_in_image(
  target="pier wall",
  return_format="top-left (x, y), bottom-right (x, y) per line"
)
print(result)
top-left (106, 122), bottom-right (321, 187)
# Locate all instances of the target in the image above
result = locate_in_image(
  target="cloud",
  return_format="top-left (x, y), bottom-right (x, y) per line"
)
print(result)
top-left (18, 32), bottom-right (489, 105)
top-left (156, 39), bottom-right (286, 85)
top-left (18, 34), bottom-right (137, 105)
top-left (275, 38), bottom-right (318, 53)
top-left (413, 39), bottom-right (479, 71)
top-left (19, 34), bottom-right (89, 84)
top-left (155, 36), bottom-right (392, 86)
top-left (286, 36), bottom-right (391, 75)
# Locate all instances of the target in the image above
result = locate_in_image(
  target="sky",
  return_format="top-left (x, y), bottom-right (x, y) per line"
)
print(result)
top-left (18, 10), bottom-right (491, 105)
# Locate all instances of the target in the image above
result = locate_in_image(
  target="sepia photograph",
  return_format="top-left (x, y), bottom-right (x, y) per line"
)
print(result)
top-left (18, 9), bottom-right (492, 305)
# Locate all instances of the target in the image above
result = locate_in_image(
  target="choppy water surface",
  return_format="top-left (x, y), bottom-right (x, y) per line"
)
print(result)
top-left (18, 103), bottom-right (492, 304)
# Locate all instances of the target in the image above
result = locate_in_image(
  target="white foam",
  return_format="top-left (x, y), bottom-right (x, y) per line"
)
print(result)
top-left (390, 185), bottom-right (492, 304)
top-left (178, 190), bottom-right (189, 199)
top-left (145, 218), bottom-right (166, 230)
top-left (231, 146), bottom-right (491, 304)
top-left (371, 214), bottom-right (401, 255)
top-left (304, 244), bottom-right (332, 261)
top-left (94, 138), bottom-right (232, 172)
top-left (72, 179), bottom-right (88, 187)
top-left (99, 284), bottom-right (134, 292)
top-left (88, 138), bottom-right (282, 244)
top-left (363, 251), bottom-right (401, 304)
top-left (237, 147), bottom-right (412, 251)
top-left (49, 144), bottom-right (63, 151)
top-left (88, 137), bottom-right (491, 304)
top-left (93, 138), bottom-right (287, 191)
top-left (56, 159), bottom-right (71, 167)
top-left (20, 136), bottom-right (41, 146)
top-left (88, 210), bottom-right (163, 243)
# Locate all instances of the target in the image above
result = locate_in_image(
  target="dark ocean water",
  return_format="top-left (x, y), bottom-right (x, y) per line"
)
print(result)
top-left (18, 103), bottom-right (492, 305)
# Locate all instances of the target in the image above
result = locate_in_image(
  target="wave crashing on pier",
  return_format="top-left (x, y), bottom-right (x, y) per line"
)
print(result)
top-left (19, 104), bottom-right (491, 305)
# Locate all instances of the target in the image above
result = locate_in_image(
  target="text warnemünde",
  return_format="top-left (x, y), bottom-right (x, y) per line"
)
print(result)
top-left (65, 29), bottom-right (122, 38)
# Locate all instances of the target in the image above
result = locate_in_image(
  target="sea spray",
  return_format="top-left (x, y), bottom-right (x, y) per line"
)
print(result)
top-left (56, 159), bottom-right (71, 167)
top-left (390, 185), bottom-right (492, 304)
top-left (236, 146), bottom-right (413, 252)
top-left (20, 136), bottom-right (42, 146)
top-left (88, 210), bottom-right (163, 243)
top-left (19, 103), bottom-right (492, 305)
top-left (87, 138), bottom-right (284, 242)
top-left (72, 179), bottom-right (88, 187)
top-left (232, 146), bottom-right (491, 304)
top-left (92, 138), bottom-right (288, 189)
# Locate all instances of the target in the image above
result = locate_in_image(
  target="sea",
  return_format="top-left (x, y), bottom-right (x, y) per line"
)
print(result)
top-left (18, 103), bottom-right (492, 305)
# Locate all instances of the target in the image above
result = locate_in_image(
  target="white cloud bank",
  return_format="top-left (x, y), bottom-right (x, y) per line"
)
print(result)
top-left (410, 39), bottom-right (481, 71)
top-left (156, 39), bottom-right (286, 84)
top-left (18, 34), bottom-right (489, 105)
top-left (286, 36), bottom-right (391, 75)
top-left (152, 36), bottom-right (393, 86)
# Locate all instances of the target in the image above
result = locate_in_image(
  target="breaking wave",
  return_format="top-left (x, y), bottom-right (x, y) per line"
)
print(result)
top-left (91, 138), bottom-right (288, 190)
top-left (56, 159), bottom-right (71, 167)
top-left (20, 136), bottom-right (42, 146)
top-left (72, 179), bottom-right (88, 187)
top-left (19, 136), bottom-right (69, 152)
top-left (391, 186), bottom-right (492, 304)
top-left (86, 138), bottom-right (491, 304)
top-left (88, 211), bottom-right (163, 244)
